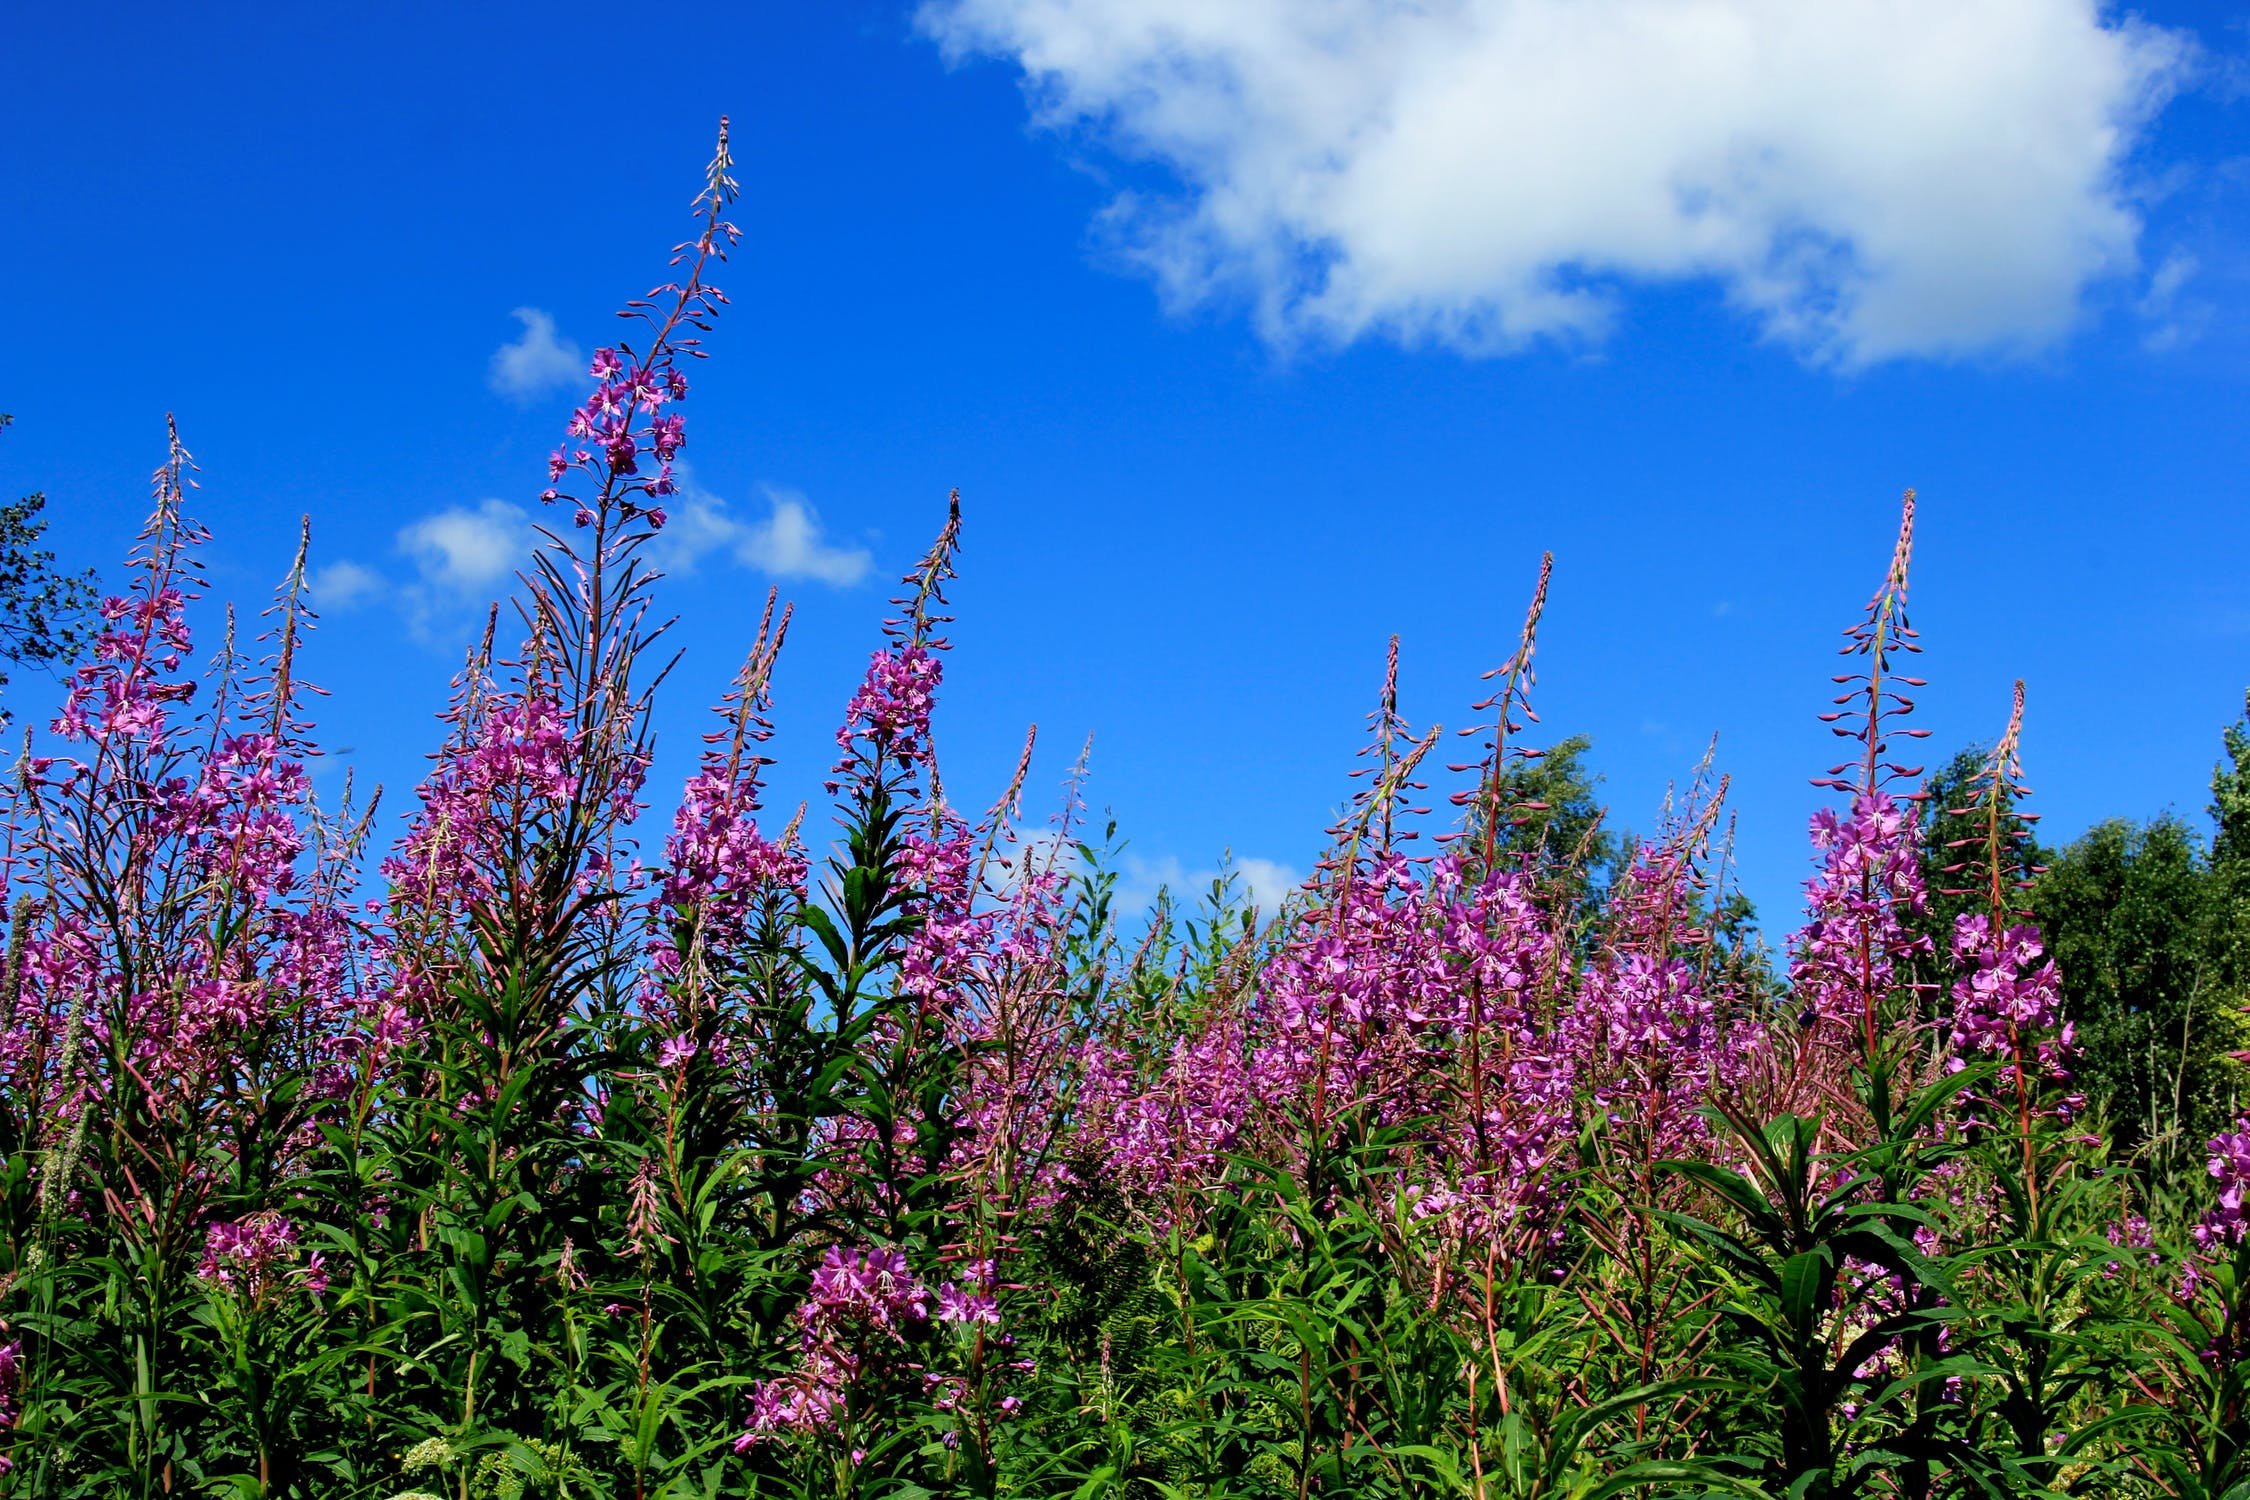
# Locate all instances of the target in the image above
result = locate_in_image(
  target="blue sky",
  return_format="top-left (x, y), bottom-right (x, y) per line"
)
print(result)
top-left (2, 1), bottom-right (2247, 933)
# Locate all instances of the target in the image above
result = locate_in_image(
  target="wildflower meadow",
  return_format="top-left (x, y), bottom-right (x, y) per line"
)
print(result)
top-left (6, 122), bottom-right (2250, 1500)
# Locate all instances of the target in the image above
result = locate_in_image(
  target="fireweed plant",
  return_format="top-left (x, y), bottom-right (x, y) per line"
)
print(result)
top-left (0, 123), bottom-right (2240, 1500)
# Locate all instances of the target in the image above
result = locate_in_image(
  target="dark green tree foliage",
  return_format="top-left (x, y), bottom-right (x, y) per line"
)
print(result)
top-left (2036, 817), bottom-right (2238, 1169)
top-left (0, 416), bottom-right (99, 716)
top-left (1488, 732), bottom-right (1621, 893)
top-left (1917, 697), bottom-right (2250, 1178)
top-left (2209, 692), bottom-right (2250, 1047)
top-left (2026, 694), bottom-right (2250, 1173)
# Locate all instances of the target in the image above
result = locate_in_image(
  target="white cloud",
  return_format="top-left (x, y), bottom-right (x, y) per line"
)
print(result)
top-left (651, 480), bottom-right (873, 587)
top-left (307, 559), bottom-right (384, 610)
top-left (385, 500), bottom-right (540, 642)
top-left (922, 0), bottom-right (2190, 366)
top-left (398, 499), bottom-right (534, 592)
top-left (1233, 856), bottom-right (1303, 913)
top-left (742, 489), bottom-right (876, 585)
top-left (983, 829), bottom-right (1302, 922)
top-left (488, 308), bottom-right (585, 400)
top-left (2138, 249), bottom-right (2211, 351)
top-left (1116, 852), bottom-right (1302, 919)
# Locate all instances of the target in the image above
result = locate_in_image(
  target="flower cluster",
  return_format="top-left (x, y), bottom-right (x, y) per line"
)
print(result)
top-left (736, 1246), bottom-right (934, 1452)
top-left (895, 822), bottom-right (979, 1006)
top-left (939, 827), bottom-right (1081, 1209)
top-left (736, 1246), bottom-right (1031, 1461)
top-left (810, 1242), bottom-right (931, 1330)
top-left (1572, 950), bottom-right (1732, 1156)
top-left (383, 696), bottom-right (578, 906)
top-left (1789, 791), bottom-right (1932, 1041)
top-left (926, 1260), bottom-right (1035, 1434)
top-left (1268, 853), bottom-right (1584, 1222)
top-left (547, 347), bottom-right (691, 525)
top-left (935, 1259), bottom-right (1001, 1327)
top-left (1071, 837), bottom-right (1614, 1255)
top-left (1076, 1018), bottom-right (1252, 1205)
top-left (0, 1334), bottom-right (18, 1474)
top-left (2197, 1123), bottom-right (2250, 1253)
top-left (1565, 838), bottom-right (1758, 1170)
top-left (1947, 913), bottom-right (2080, 1118)
top-left (51, 586), bottom-right (199, 749)
top-left (828, 646), bottom-right (942, 793)
top-left (199, 1213), bottom-right (329, 1306)
top-left (2104, 1212), bottom-right (2160, 1279)
top-left (657, 760), bottom-right (802, 943)
top-left (156, 732), bottom-right (311, 904)
top-left (567, 352), bottom-right (689, 482)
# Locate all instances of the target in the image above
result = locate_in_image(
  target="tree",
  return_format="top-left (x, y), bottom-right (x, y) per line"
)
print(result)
top-left (2035, 815), bottom-right (2236, 1173)
top-left (0, 414), bottom-right (99, 719)
top-left (2208, 691), bottom-right (2250, 1041)
top-left (1489, 731), bottom-right (1621, 894)
top-left (2019, 695), bottom-right (2250, 1178)
top-left (1924, 702), bottom-right (2250, 1181)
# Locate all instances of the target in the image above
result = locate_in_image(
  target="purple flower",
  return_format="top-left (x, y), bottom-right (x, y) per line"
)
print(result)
top-left (937, 1261), bottom-right (1001, 1325)
top-left (199, 1213), bottom-right (326, 1307)
top-left (1945, 913), bottom-right (2079, 1120)
top-left (1787, 791), bottom-right (1931, 1044)
top-left (0, 1335), bottom-right (19, 1454)
top-left (830, 646), bottom-right (943, 788)
top-left (2199, 1124), bottom-right (2250, 1251)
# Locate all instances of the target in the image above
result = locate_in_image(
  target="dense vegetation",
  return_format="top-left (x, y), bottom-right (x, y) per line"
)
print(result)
top-left (5, 125), bottom-right (2250, 1500)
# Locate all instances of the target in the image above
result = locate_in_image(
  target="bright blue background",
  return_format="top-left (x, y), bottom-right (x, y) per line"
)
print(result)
top-left (2, 2), bottom-right (2246, 932)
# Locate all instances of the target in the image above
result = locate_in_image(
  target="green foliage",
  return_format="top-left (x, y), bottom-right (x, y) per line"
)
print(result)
top-left (1491, 734), bottom-right (1622, 900)
top-left (1660, 1067), bottom-right (1982, 1499)
top-left (1922, 700), bottom-right (2250, 1181)
top-left (0, 415), bottom-right (99, 717)
top-left (2206, 694), bottom-right (2250, 1071)
top-left (2036, 813), bottom-right (2235, 1170)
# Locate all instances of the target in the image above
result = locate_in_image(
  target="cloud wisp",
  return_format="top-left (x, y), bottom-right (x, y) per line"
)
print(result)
top-left (923, 0), bottom-right (2191, 367)
top-left (398, 499), bottom-right (535, 594)
top-left (651, 481), bottom-right (874, 587)
top-left (306, 476), bottom-right (869, 648)
top-left (488, 308), bottom-right (585, 400)
top-left (386, 498), bottom-right (538, 639)
top-left (306, 559), bottom-right (384, 611)
top-left (2138, 250), bottom-right (2212, 352)
top-left (1114, 852), bottom-right (1302, 920)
